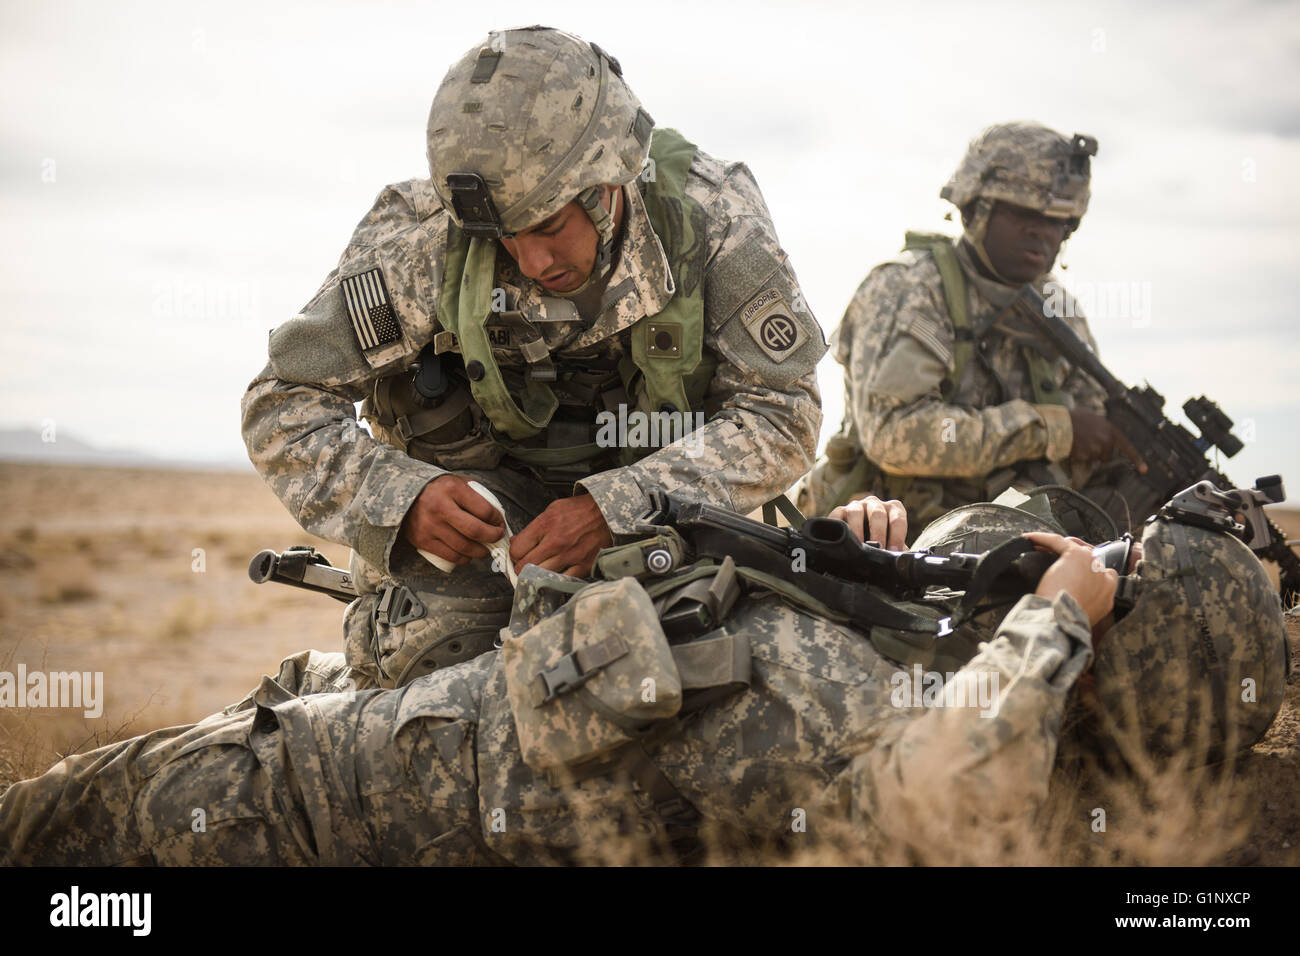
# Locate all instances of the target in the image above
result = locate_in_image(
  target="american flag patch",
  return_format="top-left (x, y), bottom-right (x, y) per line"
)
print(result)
top-left (340, 268), bottom-right (402, 350)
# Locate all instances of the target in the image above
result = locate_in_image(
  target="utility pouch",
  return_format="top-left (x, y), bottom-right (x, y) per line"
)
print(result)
top-left (503, 577), bottom-right (683, 774)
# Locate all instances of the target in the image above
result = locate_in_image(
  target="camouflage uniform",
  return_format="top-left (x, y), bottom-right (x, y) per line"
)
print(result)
top-left (0, 574), bottom-right (1094, 865)
top-left (822, 240), bottom-right (1107, 526)
top-left (1, 504), bottom-right (1285, 866)
top-left (242, 29), bottom-right (825, 687)
top-left (801, 123), bottom-right (1136, 534)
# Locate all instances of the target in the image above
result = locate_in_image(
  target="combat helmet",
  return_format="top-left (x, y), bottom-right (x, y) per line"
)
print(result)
top-left (941, 122), bottom-right (1097, 225)
top-left (1088, 516), bottom-right (1290, 766)
top-left (912, 501), bottom-right (1064, 556)
top-left (426, 26), bottom-right (654, 289)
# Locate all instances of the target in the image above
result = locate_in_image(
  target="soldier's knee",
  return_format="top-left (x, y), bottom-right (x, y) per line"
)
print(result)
top-left (136, 745), bottom-right (304, 865)
top-left (346, 582), bottom-right (512, 688)
top-left (131, 714), bottom-right (315, 865)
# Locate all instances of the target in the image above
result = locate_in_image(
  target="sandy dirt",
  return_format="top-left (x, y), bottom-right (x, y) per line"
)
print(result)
top-left (0, 461), bottom-right (1296, 865)
top-left (0, 463), bottom-right (348, 772)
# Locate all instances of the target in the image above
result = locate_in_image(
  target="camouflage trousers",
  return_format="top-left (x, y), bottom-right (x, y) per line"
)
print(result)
top-left (342, 466), bottom-right (558, 688)
top-left (0, 582), bottom-right (1091, 866)
top-left (0, 653), bottom-right (502, 866)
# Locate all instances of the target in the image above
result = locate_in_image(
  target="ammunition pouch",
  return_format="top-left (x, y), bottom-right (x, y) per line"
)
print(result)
top-left (503, 561), bottom-right (752, 776)
top-left (503, 577), bottom-right (684, 775)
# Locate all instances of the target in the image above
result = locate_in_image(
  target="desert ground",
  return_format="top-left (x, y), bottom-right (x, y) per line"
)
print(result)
top-left (0, 461), bottom-right (1296, 865)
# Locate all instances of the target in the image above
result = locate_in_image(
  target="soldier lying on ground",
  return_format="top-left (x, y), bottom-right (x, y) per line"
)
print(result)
top-left (0, 489), bottom-right (1287, 866)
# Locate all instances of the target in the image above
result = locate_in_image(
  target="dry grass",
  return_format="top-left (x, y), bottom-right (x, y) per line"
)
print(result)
top-left (153, 594), bottom-right (216, 642)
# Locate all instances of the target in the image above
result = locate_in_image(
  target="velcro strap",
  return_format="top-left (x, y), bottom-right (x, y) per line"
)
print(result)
top-left (953, 536), bottom-right (1039, 626)
top-left (519, 337), bottom-right (550, 364)
top-left (671, 628), bottom-right (750, 691)
top-left (576, 634), bottom-right (630, 673)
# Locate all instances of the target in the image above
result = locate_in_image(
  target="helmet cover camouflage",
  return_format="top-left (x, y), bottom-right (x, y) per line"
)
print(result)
top-left (912, 502), bottom-right (1064, 556)
top-left (426, 26), bottom-right (653, 237)
top-left (940, 121), bottom-right (1097, 221)
top-left (1091, 517), bottom-right (1290, 764)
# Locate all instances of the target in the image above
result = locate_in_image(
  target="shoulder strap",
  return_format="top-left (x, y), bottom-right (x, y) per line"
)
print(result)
top-left (902, 231), bottom-right (971, 400)
top-left (624, 129), bottom-right (711, 451)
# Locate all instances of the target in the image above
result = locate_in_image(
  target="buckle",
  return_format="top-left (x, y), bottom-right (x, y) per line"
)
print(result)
top-left (536, 653), bottom-right (590, 704)
top-left (376, 585), bottom-right (426, 626)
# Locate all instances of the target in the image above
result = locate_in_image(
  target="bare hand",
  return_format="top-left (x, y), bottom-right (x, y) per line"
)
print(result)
top-left (1024, 531), bottom-right (1118, 628)
top-left (400, 474), bottom-right (505, 566)
top-left (1068, 408), bottom-right (1147, 474)
top-left (510, 493), bottom-right (613, 578)
top-left (830, 495), bottom-right (908, 549)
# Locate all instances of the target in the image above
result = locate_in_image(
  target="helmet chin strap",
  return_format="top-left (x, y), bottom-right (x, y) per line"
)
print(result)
top-left (551, 185), bottom-right (622, 298)
top-left (963, 197), bottom-right (1019, 286)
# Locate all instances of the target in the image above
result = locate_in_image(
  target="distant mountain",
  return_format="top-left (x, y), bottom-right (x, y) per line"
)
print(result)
top-left (0, 428), bottom-right (247, 471)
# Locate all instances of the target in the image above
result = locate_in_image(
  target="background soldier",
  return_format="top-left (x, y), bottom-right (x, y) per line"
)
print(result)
top-left (0, 495), bottom-right (1287, 865)
top-left (801, 122), bottom-right (1146, 538)
top-left (241, 27), bottom-right (824, 688)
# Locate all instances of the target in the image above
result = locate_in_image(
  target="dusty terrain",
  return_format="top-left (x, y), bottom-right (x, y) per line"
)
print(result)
top-left (0, 463), bottom-right (348, 777)
top-left (0, 461), bottom-right (1296, 865)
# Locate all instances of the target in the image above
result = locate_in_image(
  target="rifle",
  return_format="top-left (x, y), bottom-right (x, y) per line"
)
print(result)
top-left (638, 490), bottom-right (1111, 636)
top-left (245, 477), bottom-right (1289, 638)
top-left (248, 546), bottom-right (358, 603)
top-left (1011, 283), bottom-right (1300, 605)
top-left (642, 491), bottom-right (1055, 595)
top-left (640, 475), bottom-right (1289, 635)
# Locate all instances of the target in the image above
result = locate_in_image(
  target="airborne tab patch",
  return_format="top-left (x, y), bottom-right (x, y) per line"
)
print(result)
top-left (740, 289), bottom-right (806, 363)
top-left (340, 268), bottom-right (402, 351)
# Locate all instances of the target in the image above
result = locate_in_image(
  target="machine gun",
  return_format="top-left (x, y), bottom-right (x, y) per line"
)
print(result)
top-left (1011, 283), bottom-right (1300, 606)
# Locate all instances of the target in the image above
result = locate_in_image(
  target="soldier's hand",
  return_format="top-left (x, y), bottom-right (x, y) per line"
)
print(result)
top-left (400, 474), bottom-right (505, 566)
top-left (511, 492), bottom-right (613, 578)
top-left (1024, 531), bottom-right (1118, 628)
top-left (830, 495), bottom-right (908, 549)
top-left (1067, 408), bottom-right (1147, 473)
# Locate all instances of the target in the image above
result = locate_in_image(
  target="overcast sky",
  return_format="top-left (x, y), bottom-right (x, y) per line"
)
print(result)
top-left (2, 0), bottom-right (1297, 497)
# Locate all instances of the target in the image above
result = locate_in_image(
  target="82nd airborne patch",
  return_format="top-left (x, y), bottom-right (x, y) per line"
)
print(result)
top-left (340, 268), bottom-right (403, 351)
top-left (740, 288), bottom-right (806, 363)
